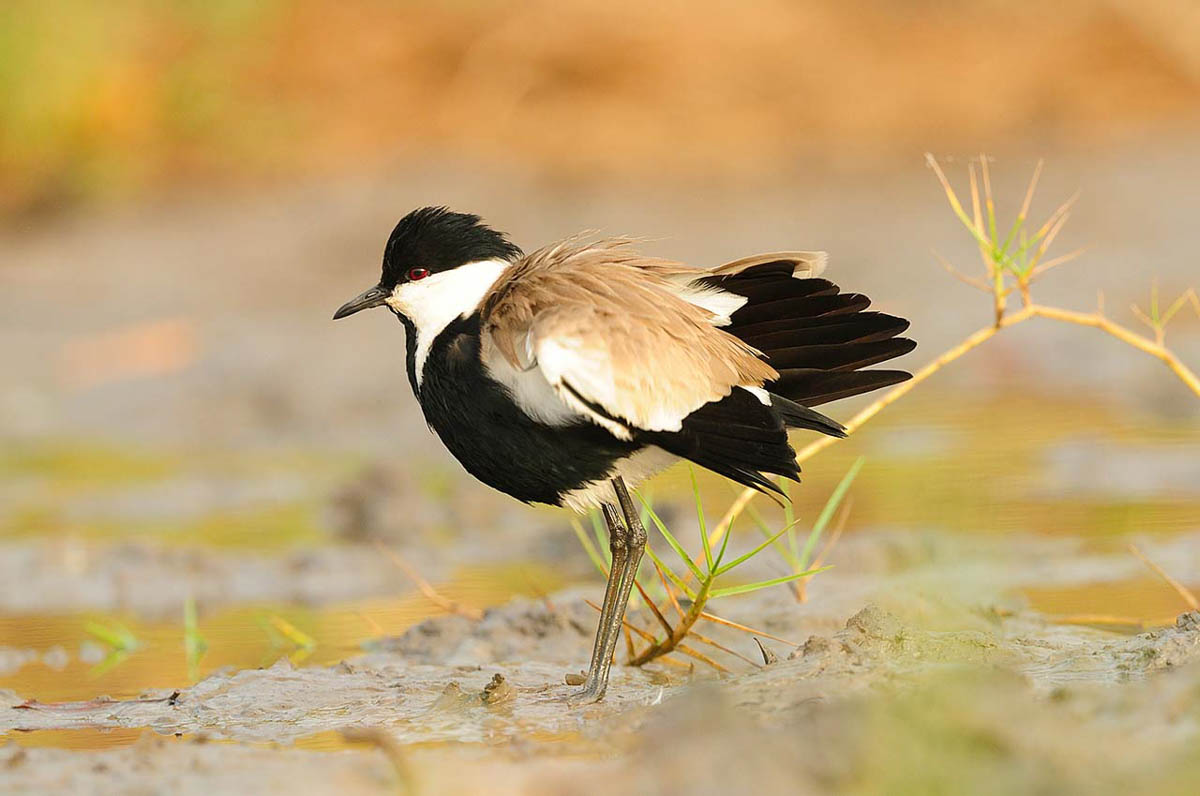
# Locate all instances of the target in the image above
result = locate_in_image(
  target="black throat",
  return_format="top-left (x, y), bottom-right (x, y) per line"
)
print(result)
top-left (411, 313), bottom-right (639, 506)
top-left (390, 308), bottom-right (421, 397)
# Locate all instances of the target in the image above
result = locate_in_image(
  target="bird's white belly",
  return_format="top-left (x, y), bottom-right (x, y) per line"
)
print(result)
top-left (558, 446), bottom-right (679, 513)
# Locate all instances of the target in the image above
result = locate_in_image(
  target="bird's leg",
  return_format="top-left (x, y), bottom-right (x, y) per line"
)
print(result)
top-left (610, 476), bottom-right (648, 623)
top-left (567, 477), bottom-right (647, 705)
top-left (569, 501), bottom-right (630, 704)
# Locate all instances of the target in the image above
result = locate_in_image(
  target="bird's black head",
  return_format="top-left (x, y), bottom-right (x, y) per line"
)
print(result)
top-left (380, 207), bottom-right (522, 289)
top-left (333, 207), bottom-right (522, 320)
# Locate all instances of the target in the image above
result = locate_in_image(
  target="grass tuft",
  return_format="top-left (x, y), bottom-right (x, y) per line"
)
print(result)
top-left (571, 460), bottom-right (861, 669)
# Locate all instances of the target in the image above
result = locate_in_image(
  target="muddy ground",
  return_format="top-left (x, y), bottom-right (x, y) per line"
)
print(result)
top-left (2, 137), bottom-right (1200, 793)
top-left (4, 529), bottom-right (1200, 794)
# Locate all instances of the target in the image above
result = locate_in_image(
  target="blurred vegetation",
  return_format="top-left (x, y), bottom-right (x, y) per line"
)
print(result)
top-left (0, 0), bottom-right (282, 213)
top-left (3, 0), bottom-right (1199, 216)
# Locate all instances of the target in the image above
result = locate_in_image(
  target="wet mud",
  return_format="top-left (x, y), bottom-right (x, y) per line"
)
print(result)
top-left (5, 531), bottom-right (1200, 794)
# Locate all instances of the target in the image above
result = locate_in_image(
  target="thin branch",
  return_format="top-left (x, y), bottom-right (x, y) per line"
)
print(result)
top-left (687, 629), bottom-right (764, 669)
top-left (674, 643), bottom-right (731, 673)
top-left (633, 577), bottom-right (676, 637)
top-left (1030, 248), bottom-right (1086, 279)
top-left (375, 543), bottom-right (484, 621)
top-left (1028, 304), bottom-right (1200, 396)
top-left (1028, 208), bottom-right (1072, 267)
top-left (936, 251), bottom-right (993, 292)
top-left (698, 611), bottom-right (798, 647)
top-left (1162, 288), bottom-right (1200, 326)
top-left (1017, 159), bottom-right (1045, 222)
top-left (716, 296), bottom-right (1200, 543)
top-left (1131, 303), bottom-right (1156, 331)
top-left (1129, 544), bottom-right (1200, 611)
top-left (654, 561), bottom-right (687, 620)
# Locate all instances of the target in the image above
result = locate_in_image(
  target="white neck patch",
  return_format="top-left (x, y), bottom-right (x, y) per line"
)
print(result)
top-left (386, 258), bottom-right (510, 387)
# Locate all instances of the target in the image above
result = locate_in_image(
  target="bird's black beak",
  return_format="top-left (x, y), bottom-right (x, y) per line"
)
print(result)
top-left (333, 285), bottom-right (389, 320)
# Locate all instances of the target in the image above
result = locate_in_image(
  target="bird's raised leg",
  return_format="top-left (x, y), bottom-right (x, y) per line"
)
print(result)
top-left (568, 501), bottom-right (630, 704)
top-left (567, 477), bottom-right (647, 705)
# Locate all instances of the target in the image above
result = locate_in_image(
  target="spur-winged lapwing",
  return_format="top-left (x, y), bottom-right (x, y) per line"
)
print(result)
top-left (334, 207), bottom-right (915, 702)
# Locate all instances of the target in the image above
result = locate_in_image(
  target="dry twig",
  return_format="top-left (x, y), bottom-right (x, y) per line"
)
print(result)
top-left (1129, 544), bottom-right (1200, 611)
top-left (375, 542), bottom-right (484, 621)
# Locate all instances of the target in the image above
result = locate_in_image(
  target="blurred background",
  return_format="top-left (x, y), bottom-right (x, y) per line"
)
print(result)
top-left (2, 0), bottom-right (1200, 722)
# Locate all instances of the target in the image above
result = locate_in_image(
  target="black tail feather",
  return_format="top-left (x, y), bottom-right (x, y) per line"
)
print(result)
top-left (741, 312), bottom-right (909, 350)
top-left (640, 389), bottom-right (801, 500)
top-left (769, 393), bottom-right (847, 438)
top-left (765, 338), bottom-right (917, 372)
top-left (641, 261), bottom-right (913, 498)
top-left (702, 261), bottom-right (914, 411)
top-left (773, 368), bottom-right (913, 406)
top-left (731, 293), bottom-right (871, 326)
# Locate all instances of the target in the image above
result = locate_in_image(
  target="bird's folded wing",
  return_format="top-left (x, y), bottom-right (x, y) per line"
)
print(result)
top-left (704, 250), bottom-right (827, 279)
top-left (480, 239), bottom-right (778, 438)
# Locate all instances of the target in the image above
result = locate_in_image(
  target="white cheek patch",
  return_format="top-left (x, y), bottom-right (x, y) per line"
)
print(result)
top-left (386, 259), bottom-right (510, 386)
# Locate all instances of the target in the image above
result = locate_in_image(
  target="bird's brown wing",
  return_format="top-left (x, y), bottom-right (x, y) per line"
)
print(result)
top-left (480, 238), bottom-right (778, 438)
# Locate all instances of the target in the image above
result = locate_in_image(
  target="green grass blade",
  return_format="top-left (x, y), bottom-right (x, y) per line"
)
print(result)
top-left (89, 650), bottom-right (130, 678)
top-left (638, 488), bottom-right (653, 530)
top-left (745, 502), bottom-right (801, 568)
top-left (184, 596), bottom-right (208, 682)
top-left (638, 492), bottom-right (707, 581)
top-left (588, 509), bottom-right (611, 566)
top-left (714, 511), bottom-right (734, 569)
top-left (570, 517), bottom-right (609, 577)
top-left (709, 565), bottom-right (833, 599)
top-left (799, 457), bottom-right (863, 568)
top-left (689, 466), bottom-right (713, 571)
top-left (644, 544), bottom-right (696, 601)
top-left (714, 518), bottom-right (804, 577)
top-left (999, 214), bottom-right (1024, 258)
top-left (987, 202), bottom-right (998, 252)
top-left (84, 620), bottom-right (138, 652)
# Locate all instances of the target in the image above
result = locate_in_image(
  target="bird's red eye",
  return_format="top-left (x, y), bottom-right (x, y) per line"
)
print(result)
top-left (407, 267), bottom-right (430, 281)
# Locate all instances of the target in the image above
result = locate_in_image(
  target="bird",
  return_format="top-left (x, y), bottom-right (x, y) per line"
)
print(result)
top-left (333, 207), bottom-right (915, 702)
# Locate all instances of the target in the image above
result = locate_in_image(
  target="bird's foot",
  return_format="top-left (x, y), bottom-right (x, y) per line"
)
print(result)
top-left (564, 683), bottom-right (606, 706)
top-left (562, 671), bottom-right (606, 705)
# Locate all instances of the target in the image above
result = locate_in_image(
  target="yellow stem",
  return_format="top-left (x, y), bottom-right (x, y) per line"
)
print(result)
top-left (714, 307), bottom-right (1034, 534)
top-left (1027, 305), bottom-right (1200, 397)
top-left (714, 300), bottom-right (1199, 537)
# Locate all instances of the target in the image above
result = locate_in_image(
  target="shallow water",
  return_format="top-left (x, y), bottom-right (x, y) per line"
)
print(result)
top-left (0, 564), bottom-right (561, 707)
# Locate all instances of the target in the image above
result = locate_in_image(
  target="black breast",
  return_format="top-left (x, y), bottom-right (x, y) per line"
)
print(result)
top-left (414, 314), bottom-right (639, 506)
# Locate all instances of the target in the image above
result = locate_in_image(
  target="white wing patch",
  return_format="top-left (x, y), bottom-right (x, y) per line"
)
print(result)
top-left (483, 344), bottom-right (582, 427)
top-left (535, 336), bottom-right (636, 439)
top-left (668, 283), bottom-right (747, 325)
top-left (743, 386), bottom-right (772, 406)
